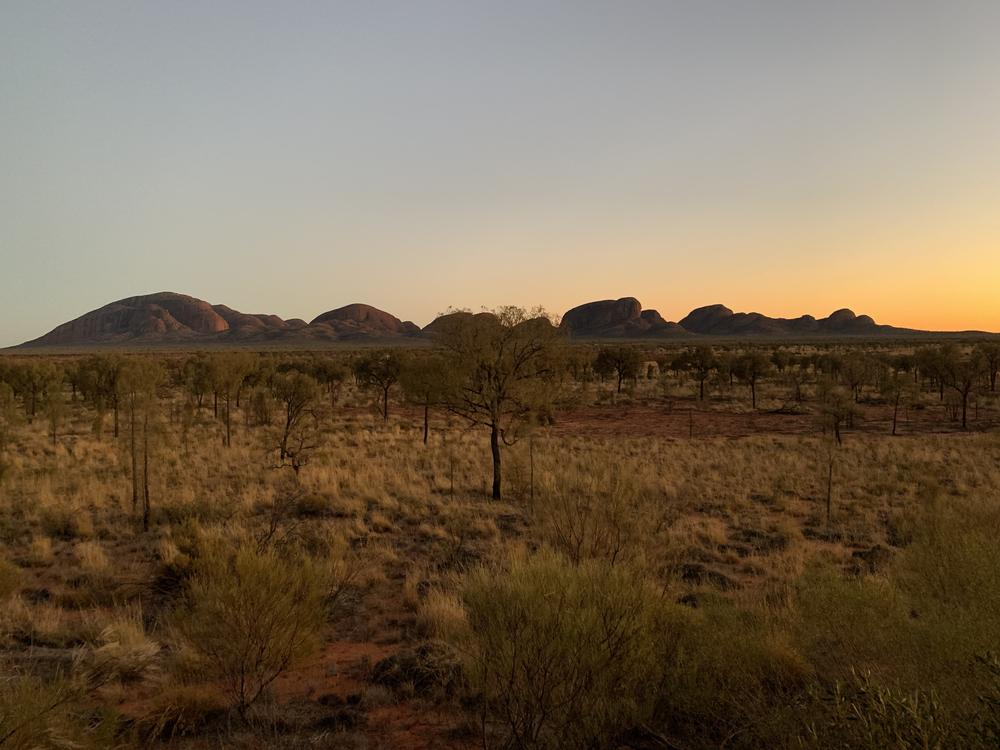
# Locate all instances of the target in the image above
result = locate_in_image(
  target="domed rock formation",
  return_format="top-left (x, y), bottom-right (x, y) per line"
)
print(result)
top-left (561, 298), bottom-right (688, 338)
top-left (309, 303), bottom-right (420, 338)
top-left (24, 292), bottom-right (233, 345)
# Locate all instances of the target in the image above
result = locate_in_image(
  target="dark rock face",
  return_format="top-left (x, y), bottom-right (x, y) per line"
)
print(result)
top-left (678, 304), bottom-right (902, 336)
top-left (561, 298), bottom-right (688, 338)
top-left (309, 303), bottom-right (420, 338)
top-left (25, 292), bottom-right (232, 345)
top-left (21, 293), bottom-right (422, 346)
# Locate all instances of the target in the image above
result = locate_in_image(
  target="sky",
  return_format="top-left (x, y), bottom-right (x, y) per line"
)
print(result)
top-left (2, 1), bottom-right (999, 346)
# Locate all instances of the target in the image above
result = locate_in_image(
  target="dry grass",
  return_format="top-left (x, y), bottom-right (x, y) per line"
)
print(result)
top-left (0, 350), bottom-right (998, 748)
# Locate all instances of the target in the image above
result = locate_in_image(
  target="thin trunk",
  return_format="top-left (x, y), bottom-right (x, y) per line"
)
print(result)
top-left (382, 387), bottom-right (390, 423)
top-left (423, 403), bottom-right (429, 445)
top-left (892, 392), bottom-right (900, 436)
top-left (142, 410), bottom-right (150, 532)
top-left (826, 457), bottom-right (834, 526)
top-left (224, 395), bottom-right (232, 446)
top-left (529, 436), bottom-right (535, 505)
top-left (750, 379), bottom-right (757, 409)
top-left (129, 399), bottom-right (138, 514)
top-left (490, 422), bottom-right (501, 501)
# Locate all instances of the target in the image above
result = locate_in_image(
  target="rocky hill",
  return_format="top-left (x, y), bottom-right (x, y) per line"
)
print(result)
top-left (15, 292), bottom-right (990, 348)
top-left (560, 298), bottom-right (690, 338)
top-left (677, 304), bottom-right (914, 336)
top-left (19, 293), bottom-right (421, 347)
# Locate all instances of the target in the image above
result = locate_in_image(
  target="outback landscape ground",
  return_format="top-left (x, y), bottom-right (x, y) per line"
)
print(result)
top-left (1, 313), bottom-right (999, 749)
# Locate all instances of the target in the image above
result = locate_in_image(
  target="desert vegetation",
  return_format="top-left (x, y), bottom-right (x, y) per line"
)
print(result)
top-left (1, 319), bottom-right (999, 748)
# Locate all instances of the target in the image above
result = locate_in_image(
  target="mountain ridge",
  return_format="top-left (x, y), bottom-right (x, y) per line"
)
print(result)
top-left (12, 292), bottom-right (996, 348)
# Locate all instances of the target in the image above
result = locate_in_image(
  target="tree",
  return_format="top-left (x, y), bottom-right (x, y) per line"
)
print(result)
top-left (675, 345), bottom-right (717, 401)
top-left (733, 351), bottom-right (771, 409)
top-left (271, 371), bottom-right (320, 472)
top-left (975, 343), bottom-right (1000, 392)
top-left (42, 372), bottom-right (66, 446)
top-left (817, 379), bottom-right (856, 445)
top-left (209, 353), bottom-right (255, 447)
top-left (880, 370), bottom-right (914, 436)
top-left (0, 382), bottom-right (21, 456)
top-left (433, 306), bottom-right (561, 501)
top-left (353, 351), bottom-right (403, 423)
top-left (120, 360), bottom-right (163, 531)
top-left (592, 346), bottom-right (642, 393)
top-left (840, 352), bottom-right (871, 403)
top-left (182, 354), bottom-right (212, 411)
top-left (939, 347), bottom-right (982, 430)
top-left (11, 361), bottom-right (59, 424)
top-left (311, 358), bottom-right (349, 409)
top-left (79, 355), bottom-right (124, 438)
top-left (400, 354), bottom-right (452, 445)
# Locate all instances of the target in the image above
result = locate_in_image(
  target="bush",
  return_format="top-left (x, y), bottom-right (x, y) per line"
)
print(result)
top-left (0, 555), bottom-right (20, 600)
top-left (0, 674), bottom-right (119, 750)
top-left (171, 544), bottom-right (329, 718)
top-left (455, 549), bottom-right (669, 749)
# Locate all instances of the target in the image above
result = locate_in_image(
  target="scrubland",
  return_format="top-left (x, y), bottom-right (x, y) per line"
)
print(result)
top-left (1, 340), bottom-right (999, 749)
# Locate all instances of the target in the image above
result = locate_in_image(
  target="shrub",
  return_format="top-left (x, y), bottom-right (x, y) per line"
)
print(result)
top-left (171, 544), bottom-right (329, 718)
top-left (455, 549), bottom-right (668, 749)
top-left (0, 556), bottom-right (20, 600)
top-left (0, 674), bottom-right (119, 750)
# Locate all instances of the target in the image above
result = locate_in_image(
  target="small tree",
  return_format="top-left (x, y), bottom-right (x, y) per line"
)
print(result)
top-left (353, 351), bottom-right (403, 423)
top-left (271, 371), bottom-right (320, 472)
top-left (311, 358), bottom-right (349, 409)
top-left (0, 382), bottom-right (21, 456)
top-left (939, 348), bottom-right (982, 430)
top-left (400, 354), bottom-right (452, 445)
top-left (975, 342), bottom-right (1000, 392)
top-left (734, 351), bottom-right (772, 409)
top-left (120, 360), bottom-right (163, 531)
top-left (593, 346), bottom-right (642, 393)
top-left (817, 380), bottom-right (856, 445)
top-left (434, 307), bottom-right (561, 501)
top-left (675, 345), bottom-right (717, 401)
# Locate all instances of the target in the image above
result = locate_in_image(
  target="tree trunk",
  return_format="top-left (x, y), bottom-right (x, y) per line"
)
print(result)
top-left (490, 422), bottom-right (501, 501)
top-left (961, 391), bottom-right (968, 430)
top-left (142, 411), bottom-right (150, 532)
top-left (423, 403), bottom-right (429, 445)
top-left (892, 392), bottom-right (900, 436)
top-left (129, 400), bottom-right (138, 514)
top-left (382, 386), bottom-right (390, 423)
top-left (699, 377), bottom-right (705, 401)
top-left (750, 379), bottom-right (757, 409)
top-left (224, 396), bottom-right (232, 446)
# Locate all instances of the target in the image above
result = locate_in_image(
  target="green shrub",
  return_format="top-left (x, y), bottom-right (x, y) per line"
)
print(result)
top-left (0, 674), bottom-right (119, 750)
top-left (456, 548), bottom-right (669, 749)
top-left (171, 544), bottom-right (329, 718)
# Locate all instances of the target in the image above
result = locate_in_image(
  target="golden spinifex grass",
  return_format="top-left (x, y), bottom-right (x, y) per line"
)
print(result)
top-left (0, 344), bottom-right (998, 748)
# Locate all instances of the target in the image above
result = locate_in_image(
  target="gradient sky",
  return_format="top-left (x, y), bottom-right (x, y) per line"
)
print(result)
top-left (2, 1), bottom-right (1000, 346)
